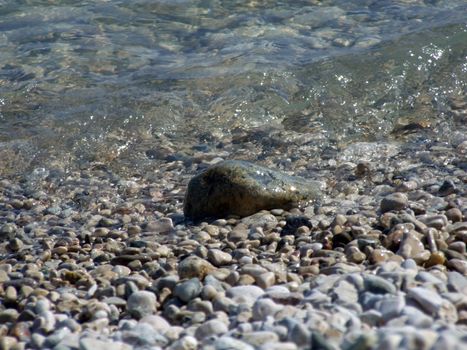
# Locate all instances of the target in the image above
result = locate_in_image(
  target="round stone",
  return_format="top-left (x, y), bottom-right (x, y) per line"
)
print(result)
top-left (446, 208), bottom-right (463, 223)
top-left (178, 256), bottom-right (216, 280)
top-left (127, 291), bottom-right (157, 319)
top-left (380, 193), bottom-right (408, 213)
top-left (425, 251), bottom-right (446, 268)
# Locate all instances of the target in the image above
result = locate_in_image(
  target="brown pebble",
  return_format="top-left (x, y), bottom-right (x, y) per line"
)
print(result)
top-left (52, 246), bottom-right (68, 255)
top-left (446, 208), bottom-right (463, 222)
top-left (255, 272), bottom-right (275, 289)
top-left (298, 265), bottom-right (320, 276)
top-left (369, 249), bottom-right (390, 264)
top-left (178, 255), bottom-right (216, 280)
top-left (425, 251), bottom-right (446, 268)
top-left (237, 274), bottom-right (255, 285)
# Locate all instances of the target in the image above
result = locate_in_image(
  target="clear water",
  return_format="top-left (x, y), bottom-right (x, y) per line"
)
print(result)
top-left (0, 0), bottom-right (466, 176)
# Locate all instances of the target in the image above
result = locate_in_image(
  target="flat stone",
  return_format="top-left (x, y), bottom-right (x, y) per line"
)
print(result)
top-left (45, 329), bottom-right (75, 348)
top-left (447, 271), bottom-right (467, 293)
top-left (226, 285), bottom-right (265, 306)
top-left (364, 275), bottom-right (397, 294)
top-left (418, 214), bottom-right (448, 230)
top-left (240, 331), bottom-right (279, 347)
top-left (447, 221), bottom-right (467, 234)
top-left (408, 287), bottom-right (458, 322)
top-left (402, 305), bottom-right (434, 327)
top-left (194, 319), bottom-right (228, 340)
top-left (80, 338), bottom-right (132, 350)
top-left (258, 343), bottom-right (297, 350)
top-left (213, 336), bottom-right (254, 350)
top-left (184, 160), bottom-right (322, 220)
top-left (320, 263), bottom-right (362, 275)
top-left (447, 259), bottom-right (467, 274)
top-left (240, 212), bottom-right (278, 229)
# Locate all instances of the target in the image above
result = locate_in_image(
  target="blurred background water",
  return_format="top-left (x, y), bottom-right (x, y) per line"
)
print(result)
top-left (0, 0), bottom-right (466, 177)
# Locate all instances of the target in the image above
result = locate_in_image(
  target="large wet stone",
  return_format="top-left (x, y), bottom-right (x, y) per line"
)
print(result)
top-left (184, 160), bottom-right (322, 220)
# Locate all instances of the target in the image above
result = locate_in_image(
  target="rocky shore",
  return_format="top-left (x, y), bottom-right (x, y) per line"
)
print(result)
top-left (0, 133), bottom-right (466, 350)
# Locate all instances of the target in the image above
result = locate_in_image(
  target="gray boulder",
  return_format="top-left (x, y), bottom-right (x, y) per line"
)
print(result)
top-left (184, 160), bottom-right (322, 220)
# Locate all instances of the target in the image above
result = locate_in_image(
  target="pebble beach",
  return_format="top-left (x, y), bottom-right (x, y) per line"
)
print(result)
top-left (1, 115), bottom-right (466, 349)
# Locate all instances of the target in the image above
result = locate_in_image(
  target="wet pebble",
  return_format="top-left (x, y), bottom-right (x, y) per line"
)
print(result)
top-left (380, 193), bottom-right (408, 213)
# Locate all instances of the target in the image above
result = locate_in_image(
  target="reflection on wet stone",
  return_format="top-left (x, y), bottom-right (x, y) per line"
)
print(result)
top-left (184, 160), bottom-right (322, 220)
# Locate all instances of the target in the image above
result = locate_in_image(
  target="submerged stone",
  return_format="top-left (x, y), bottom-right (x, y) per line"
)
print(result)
top-left (184, 160), bottom-right (322, 220)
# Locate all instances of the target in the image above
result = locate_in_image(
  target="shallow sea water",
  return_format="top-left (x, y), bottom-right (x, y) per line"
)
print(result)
top-left (0, 0), bottom-right (466, 177)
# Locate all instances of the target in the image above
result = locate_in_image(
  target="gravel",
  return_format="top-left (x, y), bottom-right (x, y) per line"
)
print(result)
top-left (0, 130), bottom-right (466, 350)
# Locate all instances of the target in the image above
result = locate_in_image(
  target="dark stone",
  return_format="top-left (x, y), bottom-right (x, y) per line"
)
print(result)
top-left (332, 232), bottom-right (353, 248)
top-left (184, 160), bottom-right (322, 220)
top-left (438, 179), bottom-right (457, 196)
top-left (380, 193), bottom-right (408, 213)
top-left (110, 254), bottom-right (152, 266)
top-left (311, 331), bottom-right (335, 350)
top-left (282, 215), bottom-right (313, 236)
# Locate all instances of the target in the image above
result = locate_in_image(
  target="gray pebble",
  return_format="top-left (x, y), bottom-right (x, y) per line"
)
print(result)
top-left (240, 331), bottom-right (279, 347)
top-left (364, 275), bottom-right (397, 294)
top-left (127, 291), bottom-right (157, 319)
top-left (169, 335), bottom-right (198, 350)
top-left (194, 319), bottom-right (228, 340)
top-left (174, 278), bottom-right (203, 303)
top-left (79, 338), bottom-right (132, 350)
top-left (252, 298), bottom-right (282, 321)
top-left (213, 336), bottom-right (254, 350)
top-left (226, 285), bottom-right (265, 306)
top-left (207, 249), bottom-right (232, 267)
